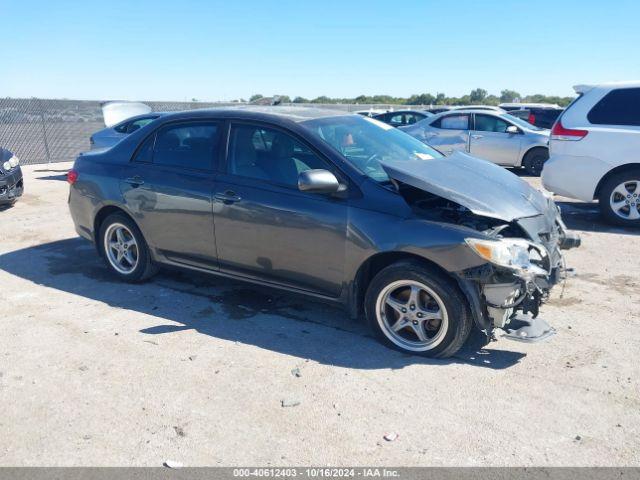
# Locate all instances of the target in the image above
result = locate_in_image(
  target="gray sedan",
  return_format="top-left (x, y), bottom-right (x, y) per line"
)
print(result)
top-left (400, 109), bottom-right (550, 175)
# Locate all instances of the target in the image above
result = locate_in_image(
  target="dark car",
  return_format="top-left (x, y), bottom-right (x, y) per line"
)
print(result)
top-left (0, 148), bottom-right (24, 206)
top-left (372, 110), bottom-right (432, 127)
top-left (67, 106), bottom-right (579, 357)
top-left (503, 108), bottom-right (563, 129)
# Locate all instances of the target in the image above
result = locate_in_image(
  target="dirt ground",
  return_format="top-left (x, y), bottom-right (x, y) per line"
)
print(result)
top-left (0, 163), bottom-right (638, 466)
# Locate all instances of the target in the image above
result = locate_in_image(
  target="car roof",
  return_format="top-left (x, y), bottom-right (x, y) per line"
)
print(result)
top-left (374, 109), bottom-right (429, 115)
top-left (499, 102), bottom-right (561, 109)
top-left (156, 105), bottom-right (352, 124)
top-left (574, 80), bottom-right (640, 94)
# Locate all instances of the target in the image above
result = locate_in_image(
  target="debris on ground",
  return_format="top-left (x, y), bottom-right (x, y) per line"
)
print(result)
top-left (574, 435), bottom-right (582, 441)
top-left (384, 432), bottom-right (398, 442)
top-left (143, 340), bottom-right (158, 345)
top-left (163, 460), bottom-right (183, 468)
top-left (78, 366), bottom-right (88, 372)
top-left (291, 367), bottom-right (301, 377)
top-left (281, 399), bottom-right (300, 408)
top-left (188, 355), bottom-right (197, 361)
top-left (173, 426), bottom-right (186, 437)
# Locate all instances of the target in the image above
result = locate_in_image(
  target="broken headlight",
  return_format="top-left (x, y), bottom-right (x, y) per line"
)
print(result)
top-left (465, 238), bottom-right (549, 275)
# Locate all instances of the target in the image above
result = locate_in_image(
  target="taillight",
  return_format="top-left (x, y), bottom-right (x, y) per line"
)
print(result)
top-left (528, 113), bottom-right (536, 125)
top-left (67, 169), bottom-right (78, 184)
top-left (551, 119), bottom-right (588, 141)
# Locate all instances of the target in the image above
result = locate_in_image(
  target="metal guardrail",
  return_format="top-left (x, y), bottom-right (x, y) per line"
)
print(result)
top-left (0, 98), bottom-right (428, 165)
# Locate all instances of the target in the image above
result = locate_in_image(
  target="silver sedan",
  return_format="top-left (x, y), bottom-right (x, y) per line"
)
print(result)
top-left (400, 109), bottom-right (550, 175)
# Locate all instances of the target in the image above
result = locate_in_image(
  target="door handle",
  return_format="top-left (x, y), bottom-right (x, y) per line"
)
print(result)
top-left (471, 134), bottom-right (484, 139)
top-left (215, 191), bottom-right (242, 204)
top-left (125, 176), bottom-right (144, 187)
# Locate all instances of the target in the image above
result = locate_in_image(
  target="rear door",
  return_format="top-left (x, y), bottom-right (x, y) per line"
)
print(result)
top-left (121, 120), bottom-right (221, 270)
top-left (422, 113), bottom-right (470, 155)
top-left (469, 113), bottom-right (521, 165)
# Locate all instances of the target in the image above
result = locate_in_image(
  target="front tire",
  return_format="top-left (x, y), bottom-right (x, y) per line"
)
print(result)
top-left (364, 261), bottom-right (472, 358)
top-left (598, 169), bottom-right (640, 227)
top-left (98, 213), bottom-right (158, 282)
top-left (522, 148), bottom-right (549, 176)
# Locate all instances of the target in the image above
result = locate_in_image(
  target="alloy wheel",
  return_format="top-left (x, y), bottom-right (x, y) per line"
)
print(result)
top-left (375, 280), bottom-right (449, 352)
top-left (609, 180), bottom-right (640, 221)
top-left (104, 223), bottom-right (139, 274)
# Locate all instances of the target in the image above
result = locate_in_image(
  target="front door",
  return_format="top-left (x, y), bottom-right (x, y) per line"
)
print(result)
top-left (213, 123), bottom-right (348, 297)
top-left (121, 120), bottom-right (221, 269)
top-left (469, 113), bottom-right (522, 165)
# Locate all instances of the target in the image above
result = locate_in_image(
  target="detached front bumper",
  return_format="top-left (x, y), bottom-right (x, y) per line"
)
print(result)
top-left (0, 167), bottom-right (23, 204)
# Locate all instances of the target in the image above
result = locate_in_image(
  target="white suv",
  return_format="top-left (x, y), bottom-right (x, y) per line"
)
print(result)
top-left (542, 81), bottom-right (640, 226)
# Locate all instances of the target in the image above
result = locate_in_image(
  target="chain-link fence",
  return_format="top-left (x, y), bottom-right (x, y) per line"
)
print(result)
top-left (0, 98), bottom-right (428, 165)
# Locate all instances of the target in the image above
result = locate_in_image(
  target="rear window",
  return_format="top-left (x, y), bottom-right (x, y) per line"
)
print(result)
top-left (587, 88), bottom-right (640, 126)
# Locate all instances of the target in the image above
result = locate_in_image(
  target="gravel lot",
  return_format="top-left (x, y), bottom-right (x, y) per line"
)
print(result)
top-left (0, 163), bottom-right (638, 466)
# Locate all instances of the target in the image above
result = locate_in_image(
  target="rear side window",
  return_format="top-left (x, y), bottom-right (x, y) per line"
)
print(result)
top-left (434, 114), bottom-right (469, 130)
top-left (587, 88), bottom-right (640, 126)
top-left (153, 122), bottom-right (220, 170)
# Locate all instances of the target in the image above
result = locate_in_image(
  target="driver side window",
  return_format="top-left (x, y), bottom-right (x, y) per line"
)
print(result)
top-left (228, 124), bottom-right (332, 187)
top-left (474, 114), bottom-right (509, 133)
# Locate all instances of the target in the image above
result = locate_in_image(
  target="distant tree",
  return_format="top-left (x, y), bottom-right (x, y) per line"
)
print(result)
top-left (469, 88), bottom-right (488, 104)
top-left (292, 96), bottom-right (309, 103)
top-left (311, 96), bottom-right (331, 103)
top-left (500, 89), bottom-right (521, 103)
top-left (249, 94), bottom-right (264, 102)
top-left (406, 93), bottom-right (436, 105)
top-left (435, 93), bottom-right (446, 105)
top-left (191, 98), bottom-right (199, 102)
top-left (484, 94), bottom-right (500, 106)
top-left (275, 95), bottom-right (291, 104)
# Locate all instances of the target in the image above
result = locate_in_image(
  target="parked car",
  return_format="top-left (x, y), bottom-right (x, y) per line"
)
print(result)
top-left (372, 110), bottom-right (433, 127)
top-left (90, 113), bottom-right (164, 149)
top-left (542, 81), bottom-right (640, 226)
top-left (67, 107), bottom-right (579, 357)
top-left (505, 107), bottom-right (563, 129)
top-left (400, 109), bottom-right (551, 175)
top-left (0, 147), bottom-right (23, 206)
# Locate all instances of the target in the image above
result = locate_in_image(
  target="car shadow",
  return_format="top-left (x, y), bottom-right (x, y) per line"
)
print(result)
top-left (0, 238), bottom-right (526, 370)
top-left (35, 174), bottom-right (68, 181)
top-left (557, 201), bottom-right (640, 236)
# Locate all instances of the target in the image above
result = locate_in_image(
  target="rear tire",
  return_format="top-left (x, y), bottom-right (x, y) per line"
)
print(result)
top-left (598, 169), bottom-right (640, 227)
top-left (522, 148), bottom-right (549, 176)
top-left (98, 213), bottom-right (158, 282)
top-left (364, 261), bottom-right (472, 358)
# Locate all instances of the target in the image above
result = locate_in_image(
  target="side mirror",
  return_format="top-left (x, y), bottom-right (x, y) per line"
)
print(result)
top-left (298, 169), bottom-right (342, 194)
top-left (506, 125), bottom-right (520, 134)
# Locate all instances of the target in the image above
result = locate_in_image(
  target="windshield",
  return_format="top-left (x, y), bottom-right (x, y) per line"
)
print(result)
top-left (301, 115), bottom-right (443, 182)
top-left (502, 113), bottom-right (545, 131)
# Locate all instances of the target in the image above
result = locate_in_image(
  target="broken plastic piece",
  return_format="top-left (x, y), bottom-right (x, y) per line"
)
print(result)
top-left (501, 315), bottom-right (556, 343)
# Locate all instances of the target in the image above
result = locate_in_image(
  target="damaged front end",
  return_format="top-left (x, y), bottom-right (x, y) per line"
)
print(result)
top-left (382, 152), bottom-right (581, 342)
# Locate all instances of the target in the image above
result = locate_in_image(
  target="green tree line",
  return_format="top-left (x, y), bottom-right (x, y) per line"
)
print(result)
top-left (247, 89), bottom-right (574, 107)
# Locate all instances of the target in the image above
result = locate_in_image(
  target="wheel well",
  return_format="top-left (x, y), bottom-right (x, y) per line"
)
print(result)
top-left (93, 206), bottom-right (135, 251)
top-left (351, 252), bottom-right (452, 318)
top-left (593, 163), bottom-right (640, 199)
top-left (521, 146), bottom-right (548, 166)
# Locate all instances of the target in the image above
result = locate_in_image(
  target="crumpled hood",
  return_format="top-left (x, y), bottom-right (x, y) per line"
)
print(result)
top-left (381, 151), bottom-right (549, 222)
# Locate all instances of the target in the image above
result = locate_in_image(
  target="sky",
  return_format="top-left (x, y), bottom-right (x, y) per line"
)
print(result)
top-left (1, 0), bottom-right (639, 102)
